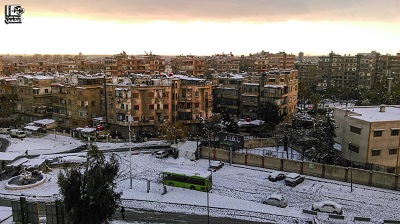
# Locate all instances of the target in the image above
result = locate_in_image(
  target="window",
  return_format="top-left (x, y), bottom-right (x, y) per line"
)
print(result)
top-left (149, 104), bottom-right (154, 110)
top-left (163, 115), bottom-right (169, 120)
top-left (391, 129), bottom-right (399, 136)
top-left (91, 101), bottom-right (95, 106)
top-left (374, 130), bottom-right (382, 137)
top-left (195, 92), bottom-right (199, 97)
top-left (45, 89), bottom-right (49, 93)
top-left (133, 105), bottom-right (139, 110)
top-left (349, 144), bottom-right (359, 153)
top-left (133, 117), bottom-right (139, 121)
top-left (389, 148), bottom-right (398, 155)
top-left (149, 116), bottom-right (154, 121)
top-left (148, 92), bottom-right (154, 98)
top-left (163, 104), bottom-right (169, 110)
top-left (132, 93), bottom-right (139, 98)
top-left (350, 126), bottom-right (361, 134)
top-left (371, 150), bottom-right (381, 156)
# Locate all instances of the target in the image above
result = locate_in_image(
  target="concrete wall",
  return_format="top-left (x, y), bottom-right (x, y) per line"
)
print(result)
top-left (201, 147), bottom-right (400, 191)
top-left (244, 138), bottom-right (276, 148)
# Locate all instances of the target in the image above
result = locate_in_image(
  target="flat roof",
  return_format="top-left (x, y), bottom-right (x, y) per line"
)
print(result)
top-left (338, 106), bottom-right (400, 122)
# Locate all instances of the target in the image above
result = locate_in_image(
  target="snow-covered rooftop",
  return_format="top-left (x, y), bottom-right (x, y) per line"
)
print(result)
top-left (341, 106), bottom-right (400, 122)
top-left (0, 152), bottom-right (21, 161)
top-left (34, 119), bottom-right (55, 125)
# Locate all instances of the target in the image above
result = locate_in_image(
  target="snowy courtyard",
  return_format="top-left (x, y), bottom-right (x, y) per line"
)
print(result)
top-left (1, 134), bottom-right (400, 223)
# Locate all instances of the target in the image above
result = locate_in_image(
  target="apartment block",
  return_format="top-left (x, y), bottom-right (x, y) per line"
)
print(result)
top-left (52, 75), bottom-right (105, 131)
top-left (254, 52), bottom-right (295, 73)
top-left (105, 51), bottom-right (166, 76)
top-left (0, 56), bottom-right (3, 76)
top-left (170, 55), bottom-right (206, 77)
top-left (334, 105), bottom-right (400, 173)
top-left (214, 70), bottom-right (298, 121)
top-left (13, 75), bottom-right (54, 124)
top-left (105, 75), bottom-right (213, 138)
top-left (0, 77), bottom-right (17, 114)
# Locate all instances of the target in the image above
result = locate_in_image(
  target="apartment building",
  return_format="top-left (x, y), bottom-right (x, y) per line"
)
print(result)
top-left (13, 75), bottom-right (54, 123)
top-left (105, 75), bottom-right (213, 138)
top-left (214, 70), bottom-right (298, 121)
top-left (170, 55), bottom-right (206, 77)
top-left (254, 52), bottom-right (295, 73)
top-left (52, 74), bottom-right (104, 131)
top-left (334, 105), bottom-right (400, 172)
top-left (0, 77), bottom-right (17, 114)
top-left (105, 51), bottom-right (166, 76)
top-left (294, 61), bottom-right (319, 87)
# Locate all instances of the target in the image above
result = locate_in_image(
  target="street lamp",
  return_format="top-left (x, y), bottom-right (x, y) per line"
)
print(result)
top-left (128, 123), bottom-right (132, 189)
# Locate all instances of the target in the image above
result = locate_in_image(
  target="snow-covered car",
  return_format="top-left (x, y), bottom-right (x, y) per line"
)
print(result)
top-left (312, 200), bottom-right (343, 214)
top-left (284, 172), bottom-right (304, 186)
top-left (208, 161), bottom-right (224, 172)
top-left (262, 193), bottom-right (288, 208)
top-left (268, 171), bottom-right (286, 182)
top-left (155, 150), bottom-right (169, 159)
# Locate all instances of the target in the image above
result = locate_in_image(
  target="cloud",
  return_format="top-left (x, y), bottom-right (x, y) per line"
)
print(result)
top-left (24, 0), bottom-right (400, 23)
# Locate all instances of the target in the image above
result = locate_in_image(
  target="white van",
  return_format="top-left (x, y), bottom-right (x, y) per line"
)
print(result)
top-left (9, 129), bottom-right (26, 138)
top-left (155, 150), bottom-right (169, 159)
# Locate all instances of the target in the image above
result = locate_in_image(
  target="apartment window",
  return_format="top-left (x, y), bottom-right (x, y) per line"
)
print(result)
top-left (195, 92), bottom-right (199, 97)
top-left (194, 103), bottom-right (199, 108)
top-left (350, 126), bottom-right (361, 134)
top-left (374, 130), bottom-right (383, 137)
top-left (163, 115), bottom-right (169, 120)
top-left (149, 116), bottom-right (154, 121)
top-left (91, 101), bottom-right (95, 106)
top-left (149, 104), bottom-right (154, 110)
top-left (391, 129), bottom-right (400, 136)
top-left (371, 149), bottom-right (381, 156)
top-left (163, 104), bottom-right (169, 110)
top-left (389, 148), bottom-right (398, 155)
top-left (148, 92), bottom-right (154, 98)
top-left (133, 117), bottom-right (139, 121)
top-left (133, 105), bottom-right (139, 110)
top-left (349, 144), bottom-right (359, 153)
top-left (45, 89), bottom-right (49, 93)
top-left (268, 78), bottom-right (275, 82)
top-left (132, 93), bottom-right (139, 98)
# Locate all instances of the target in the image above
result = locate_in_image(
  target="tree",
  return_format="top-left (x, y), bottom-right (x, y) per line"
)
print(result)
top-left (58, 144), bottom-right (121, 224)
top-left (221, 106), bottom-right (238, 134)
top-left (158, 121), bottom-right (188, 142)
top-left (256, 100), bottom-right (284, 136)
top-left (200, 114), bottom-right (223, 147)
top-left (304, 113), bottom-right (338, 165)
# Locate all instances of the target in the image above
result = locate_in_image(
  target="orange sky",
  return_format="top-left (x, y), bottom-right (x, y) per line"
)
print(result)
top-left (1, 0), bottom-right (399, 56)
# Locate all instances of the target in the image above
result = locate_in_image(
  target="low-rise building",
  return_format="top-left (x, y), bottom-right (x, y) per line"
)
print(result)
top-left (334, 105), bottom-right (400, 172)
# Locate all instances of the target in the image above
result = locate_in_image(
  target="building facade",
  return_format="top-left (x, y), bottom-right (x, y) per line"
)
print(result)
top-left (334, 105), bottom-right (400, 173)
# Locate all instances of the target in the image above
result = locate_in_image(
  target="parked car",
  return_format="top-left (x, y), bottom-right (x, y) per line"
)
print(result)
top-left (9, 129), bottom-right (26, 138)
top-left (208, 161), bottom-right (224, 172)
top-left (0, 128), bottom-right (11, 134)
top-left (284, 172), bottom-right (304, 186)
top-left (155, 150), bottom-right (169, 159)
top-left (268, 171), bottom-right (286, 182)
top-left (262, 193), bottom-right (288, 208)
top-left (312, 200), bottom-right (343, 214)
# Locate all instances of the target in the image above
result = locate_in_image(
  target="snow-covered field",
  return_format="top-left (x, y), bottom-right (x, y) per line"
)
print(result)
top-left (1, 134), bottom-right (400, 223)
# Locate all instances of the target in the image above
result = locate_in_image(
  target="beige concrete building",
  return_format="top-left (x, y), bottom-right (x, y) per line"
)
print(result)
top-left (170, 55), bottom-right (206, 77)
top-left (334, 105), bottom-right (400, 172)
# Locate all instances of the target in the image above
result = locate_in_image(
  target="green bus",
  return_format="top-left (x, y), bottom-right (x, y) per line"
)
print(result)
top-left (162, 168), bottom-right (212, 192)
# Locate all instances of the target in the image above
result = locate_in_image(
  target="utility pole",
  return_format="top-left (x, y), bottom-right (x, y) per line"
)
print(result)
top-left (129, 123), bottom-right (132, 189)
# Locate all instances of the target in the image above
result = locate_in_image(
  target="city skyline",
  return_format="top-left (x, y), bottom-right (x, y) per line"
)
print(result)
top-left (1, 0), bottom-right (400, 56)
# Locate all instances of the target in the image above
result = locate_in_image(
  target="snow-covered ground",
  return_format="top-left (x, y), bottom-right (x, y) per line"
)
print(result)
top-left (1, 134), bottom-right (400, 223)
